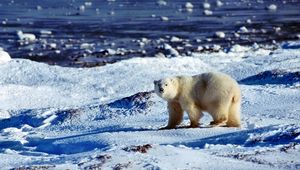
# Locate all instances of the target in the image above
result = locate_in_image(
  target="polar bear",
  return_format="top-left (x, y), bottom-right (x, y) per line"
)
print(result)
top-left (154, 72), bottom-right (241, 129)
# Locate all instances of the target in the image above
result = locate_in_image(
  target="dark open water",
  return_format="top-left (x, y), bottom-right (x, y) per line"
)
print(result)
top-left (0, 0), bottom-right (300, 67)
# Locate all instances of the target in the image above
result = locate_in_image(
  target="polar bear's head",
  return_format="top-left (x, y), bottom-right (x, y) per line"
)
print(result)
top-left (154, 77), bottom-right (179, 101)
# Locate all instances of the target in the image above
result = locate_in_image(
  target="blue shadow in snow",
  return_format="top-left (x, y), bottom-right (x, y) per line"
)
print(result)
top-left (282, 43), bottom-right (300, 49)
top-left (172, 125), bottom-right (300, 148)
top-left (239, 70), bottom-right (300, 86)
top-left (0, 109), bottom-right (74, 130)
top-left (0, 110), bottom-right (44, 130)
top-left (22, 125), bottom-right (153, 155)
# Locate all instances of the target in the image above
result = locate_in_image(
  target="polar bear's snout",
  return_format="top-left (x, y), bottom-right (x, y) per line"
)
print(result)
top-left (154, 80), bottom-right (164, 94)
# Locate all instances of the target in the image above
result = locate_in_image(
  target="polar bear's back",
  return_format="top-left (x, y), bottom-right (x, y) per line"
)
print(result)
top-left (197, 72), bottom-right (240, 103)
top-left (201, 72), bottom-right (238, 86)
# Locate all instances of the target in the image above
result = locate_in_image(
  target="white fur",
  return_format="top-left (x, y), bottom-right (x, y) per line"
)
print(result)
top-left (154, 72), bottom-right (241, 129)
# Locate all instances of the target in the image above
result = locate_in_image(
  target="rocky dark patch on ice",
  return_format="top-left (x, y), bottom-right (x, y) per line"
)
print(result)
top-left (106, 92), bottom-right (154, 111)
top-left (11, 165), bottom-right (56, 170)
top-left (123, 144), bottom-right (152, 153)
top-left (239, 70), bottom-right (300, 86)
top-left (113, 161), bottom-right (132, 170)
top-left (78, 154), bottom-right (112, 169)
top-left (279, 142), bottom-right (299, 153)
top-left (96, 91), bottom-right (155, 120)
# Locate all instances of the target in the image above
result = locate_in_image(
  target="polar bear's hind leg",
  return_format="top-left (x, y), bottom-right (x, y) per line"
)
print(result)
top-left (226, 96), bottom-right (241, 127)
top-left (209, 101), bottom-right (230, 127)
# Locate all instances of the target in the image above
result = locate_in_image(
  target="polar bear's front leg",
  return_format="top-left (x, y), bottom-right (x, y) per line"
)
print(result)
top-left (160, 101), bottom-right (183, 130)
top-left (186, 104), bottom-right (203, 128)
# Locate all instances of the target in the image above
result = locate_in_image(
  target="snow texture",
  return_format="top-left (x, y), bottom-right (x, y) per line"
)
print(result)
top-left (0, 43), bottom-right (300, 169)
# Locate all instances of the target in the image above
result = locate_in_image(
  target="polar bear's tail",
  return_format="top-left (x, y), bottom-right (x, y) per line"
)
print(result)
top-left (226, 95), bottom-right (241, 127)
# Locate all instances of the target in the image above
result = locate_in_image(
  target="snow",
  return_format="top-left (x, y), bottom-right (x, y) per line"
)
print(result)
top-left (0, 42), bottom-right (300, 169)
top-left (0, 50), bottom-right (11, 64)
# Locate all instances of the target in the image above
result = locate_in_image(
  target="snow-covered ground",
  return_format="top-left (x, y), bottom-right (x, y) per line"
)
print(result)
top-left (0, 42), bottom-right (300, 169)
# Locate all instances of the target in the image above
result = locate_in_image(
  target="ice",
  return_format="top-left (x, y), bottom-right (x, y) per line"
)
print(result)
top-left (160, 16), bottom-right (169, 21)
top-left (48, 43), bottom-right (57, 49)
top-left (216, 0), bottom-right (223, 7)
top-left (267, 4), bottom-right (277, 11)
top-left (238, 26), bottom-right (249, 33)
top-left (170, 36), bottom-right (182, 42)
top-left (16, 31), bottom-right (36, 42)
top-left (84, 2), bottom-right (92, 7)
top-left (157, 0), bottom-right (167, 6)
top-left (215, 31), bottom-right (226, 38)
top-left (36, 5), bottom-right (42, 10)
top-left (80, 43), bottom-right (94, 49)
top-left (78, 5), bottom-right (85, 11)
top-left (40, 30), bottom-right (52, 35)
top-left (184, 2), bottom-right (193, 9)
top-left (203, 2), bottom-right (211, 9)
top-left (203, 9), bottom-right (213, 16)
top-left (229, 44), bottom-right (251, 53)
top-left (160, 43), bottom-right (180, 57)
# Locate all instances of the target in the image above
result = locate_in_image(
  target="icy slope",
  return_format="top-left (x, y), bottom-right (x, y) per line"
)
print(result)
top-left (0, 57), bottom-right (210, 110)
top-left (0, 45), bottom-right (300, 169)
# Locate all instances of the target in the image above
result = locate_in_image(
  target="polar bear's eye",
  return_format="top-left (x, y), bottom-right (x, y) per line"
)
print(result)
top-left (165, 83), bottom-right (168, 86)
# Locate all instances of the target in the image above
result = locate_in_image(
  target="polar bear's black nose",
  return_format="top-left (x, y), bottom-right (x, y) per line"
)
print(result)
top-left (159, 87), bottom-right (164, 93)
top-left (154, 80), bottom-right (164, 93)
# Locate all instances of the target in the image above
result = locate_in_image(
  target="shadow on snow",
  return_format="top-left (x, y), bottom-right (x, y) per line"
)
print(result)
top-left (239, 70), bottom-right (300, 86)
top-left (172, 124), bottom-right (300, 148)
